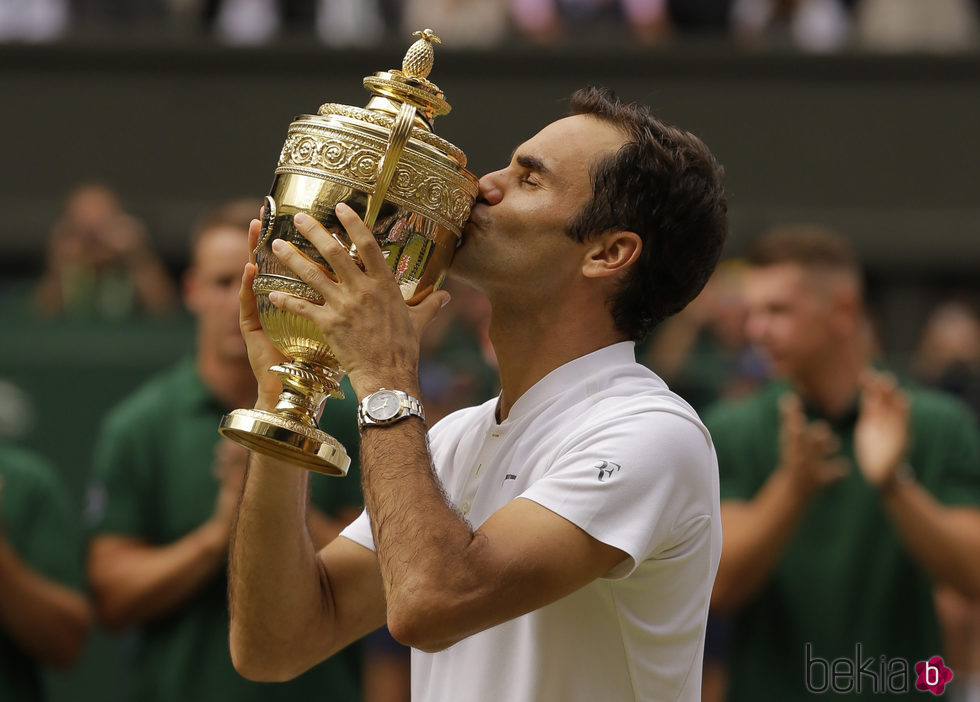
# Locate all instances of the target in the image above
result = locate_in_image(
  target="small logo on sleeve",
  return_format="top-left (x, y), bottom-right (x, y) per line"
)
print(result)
top-left (595, 461), bottom-right (621, 482)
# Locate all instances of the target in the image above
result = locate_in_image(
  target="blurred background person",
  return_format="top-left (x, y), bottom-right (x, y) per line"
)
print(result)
top-left (731, 0), bottom-right (855, 51)
top-left (914, 300), bottom-right (980, 415)
top-left (508, 0), bottom-right (673, 45)
top-left (855, 0), bottom-right (979, 52)
top-left (34, 183), bottom-right (178, 320)
top-left (0, 0), bottom-right (68, 41)
top-left (640, 258), bottom-right (769, 413)
top-left (707, 226), bottom-right (980, 701)
top-left (401, 0), bottom-right (508, 49)
top-left (0, 443), bottom-right (93, 702)
top-left (915, 299), bottom-right (980, 702)
top-left (84, 200), bottom-right (363, 702)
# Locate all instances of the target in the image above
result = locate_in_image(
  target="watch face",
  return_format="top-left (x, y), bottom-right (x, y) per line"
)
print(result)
top-left (366, 390), bottom-right (401, 422)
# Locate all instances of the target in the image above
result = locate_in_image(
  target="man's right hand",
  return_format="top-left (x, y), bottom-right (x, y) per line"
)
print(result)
top-left (241, 218), bottom-right (287, 411)
top-left (777, 393), bottom-right (849, 498)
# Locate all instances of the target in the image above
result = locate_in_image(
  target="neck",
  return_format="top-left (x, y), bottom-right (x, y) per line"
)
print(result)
top-left (196, 345), bottom-right (258, 412)
top-left (791, 339), bottom-right (867, 418)
top-left (488, 296), bottom-right (625, 422)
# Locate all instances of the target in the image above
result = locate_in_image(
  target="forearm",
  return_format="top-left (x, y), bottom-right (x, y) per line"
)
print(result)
top-left (360, 418), bottom-right (486, 649)
top-left (228, 454), bottom-right (334, 679)
top-left (0, 540), bottom-right (92, 667)
top-left (88, 523), bottom-right (225, 629)
top-left (881, 479), bottom-right (980, 600)
top-left (712, 469), bottom-right (812, 613)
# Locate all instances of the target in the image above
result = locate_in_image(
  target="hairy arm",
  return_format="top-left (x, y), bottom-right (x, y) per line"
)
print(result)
top-left (359, 412), bottom-right (627, 652)
top-left (228, 454), bottom-right (387, 680)
top-left (227, 218), bottom-right (386, 681)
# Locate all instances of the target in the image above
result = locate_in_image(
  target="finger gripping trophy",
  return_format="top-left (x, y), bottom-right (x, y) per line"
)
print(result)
top-left (218, 30), bottom-right (479, 476)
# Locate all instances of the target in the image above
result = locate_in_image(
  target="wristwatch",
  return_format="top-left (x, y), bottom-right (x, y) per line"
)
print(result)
top-left (357, 388), bottom-right (425, 429)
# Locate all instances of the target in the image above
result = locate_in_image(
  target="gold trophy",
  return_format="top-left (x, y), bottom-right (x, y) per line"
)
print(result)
top-left (219, 30), bottom-right (479, 476)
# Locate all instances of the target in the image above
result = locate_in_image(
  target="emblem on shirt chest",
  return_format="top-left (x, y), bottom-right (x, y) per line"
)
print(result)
top-left (595, 460), bottom-right (621, 482)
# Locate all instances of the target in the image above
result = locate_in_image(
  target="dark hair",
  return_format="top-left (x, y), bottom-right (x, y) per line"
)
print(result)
top-left (566, 87), bottom-right (728, 342)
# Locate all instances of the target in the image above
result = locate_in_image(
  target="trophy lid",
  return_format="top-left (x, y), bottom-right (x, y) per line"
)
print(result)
top-left (317, 28), bottom-right (468, 166)
top-left (362, 29), bottom-right (452, 124)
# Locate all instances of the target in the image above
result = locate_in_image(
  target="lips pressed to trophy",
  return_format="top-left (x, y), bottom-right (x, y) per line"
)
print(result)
top-left (218, 30), bottom-right (479, 476)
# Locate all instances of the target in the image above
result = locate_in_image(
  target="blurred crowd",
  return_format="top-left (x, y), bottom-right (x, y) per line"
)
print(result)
top-left (2, 180), bottom-right (979, 702)
top-left (1, 0), bottom-right (979, 51)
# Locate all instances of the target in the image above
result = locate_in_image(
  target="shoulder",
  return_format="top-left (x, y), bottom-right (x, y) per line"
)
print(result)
top-left (905, 385), bottom-right (980, 453)
top-left (702, 383), bottom-right (784, 435)
top-left (908, 385), bottom-right (977, 424)
top-left (99, 360), bottom-right (196, 436)
top-left (0, 443), bottom-right (59, 491)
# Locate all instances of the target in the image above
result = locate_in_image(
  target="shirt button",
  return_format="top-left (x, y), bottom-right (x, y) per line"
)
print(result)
top-left (460, 501), bottom-right (471, 515)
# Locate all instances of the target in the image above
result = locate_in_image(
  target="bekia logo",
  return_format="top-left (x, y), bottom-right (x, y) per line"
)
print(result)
top-left (806, 644), bottom-right (954, 695)
top-left (915, 656), bottom-right (954, 695)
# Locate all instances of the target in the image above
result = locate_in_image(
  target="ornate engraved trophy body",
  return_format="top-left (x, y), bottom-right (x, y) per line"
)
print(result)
top-left (218, 30), bottom-right (479, 476)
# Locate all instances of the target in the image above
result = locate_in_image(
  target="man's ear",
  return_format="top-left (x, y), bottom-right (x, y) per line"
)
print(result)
top-left (582, 230), bottom-right (642, 279)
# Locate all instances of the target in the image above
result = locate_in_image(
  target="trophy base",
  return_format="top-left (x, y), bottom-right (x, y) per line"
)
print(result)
top-left (218, 409), bottom-right (350, 477)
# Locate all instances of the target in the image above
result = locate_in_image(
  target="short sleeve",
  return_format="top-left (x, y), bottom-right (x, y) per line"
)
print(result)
top-left (519, 407), bottom-right (717, 579)
top-left (339, 508), bottom-right (374, 551)
top-left (85, 409), bottom-right (153, 537)
top-left (22, 466), bottom-right (86, 591)
top-left (1, 449), bottom-right (85, 592)
top-left (703, 401), bottom-right (767, 502)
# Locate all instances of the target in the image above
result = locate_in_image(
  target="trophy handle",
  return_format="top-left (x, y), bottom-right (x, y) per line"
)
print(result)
top-left (363, 101), bottom-right (417, 230)
top-left (252, 196), bottom-right (277, 255)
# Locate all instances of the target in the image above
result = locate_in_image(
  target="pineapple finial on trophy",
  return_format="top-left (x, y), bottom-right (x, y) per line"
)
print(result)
top-left (403, 29), bottom-right (441, 81)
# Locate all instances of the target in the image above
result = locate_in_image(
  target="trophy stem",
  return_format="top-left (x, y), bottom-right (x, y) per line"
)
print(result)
top-left (218, 359), bottom-right (351, 476)
top-left (270, 360), bottom-right (344, 426)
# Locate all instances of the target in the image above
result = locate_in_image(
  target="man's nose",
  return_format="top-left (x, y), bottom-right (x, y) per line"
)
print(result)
top-left (477, 171), bottom-right (504, 205)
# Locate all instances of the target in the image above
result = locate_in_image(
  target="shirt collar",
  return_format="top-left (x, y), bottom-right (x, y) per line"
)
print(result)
top-left (498, 341), bottom-right (637, 425)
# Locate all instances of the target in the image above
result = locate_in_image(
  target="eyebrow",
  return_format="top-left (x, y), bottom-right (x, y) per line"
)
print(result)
top-left (514, 153), bottom-right (553, 178)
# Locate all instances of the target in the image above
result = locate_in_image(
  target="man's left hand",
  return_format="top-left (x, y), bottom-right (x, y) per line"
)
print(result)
top-left (855, 369), bottom-right (911, 490)
top-left (268, 204), bottom-right (450, 397)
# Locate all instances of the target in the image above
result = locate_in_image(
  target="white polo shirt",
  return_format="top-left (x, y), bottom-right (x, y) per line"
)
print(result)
top-left (341, 341), bottom-right (721, 702)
